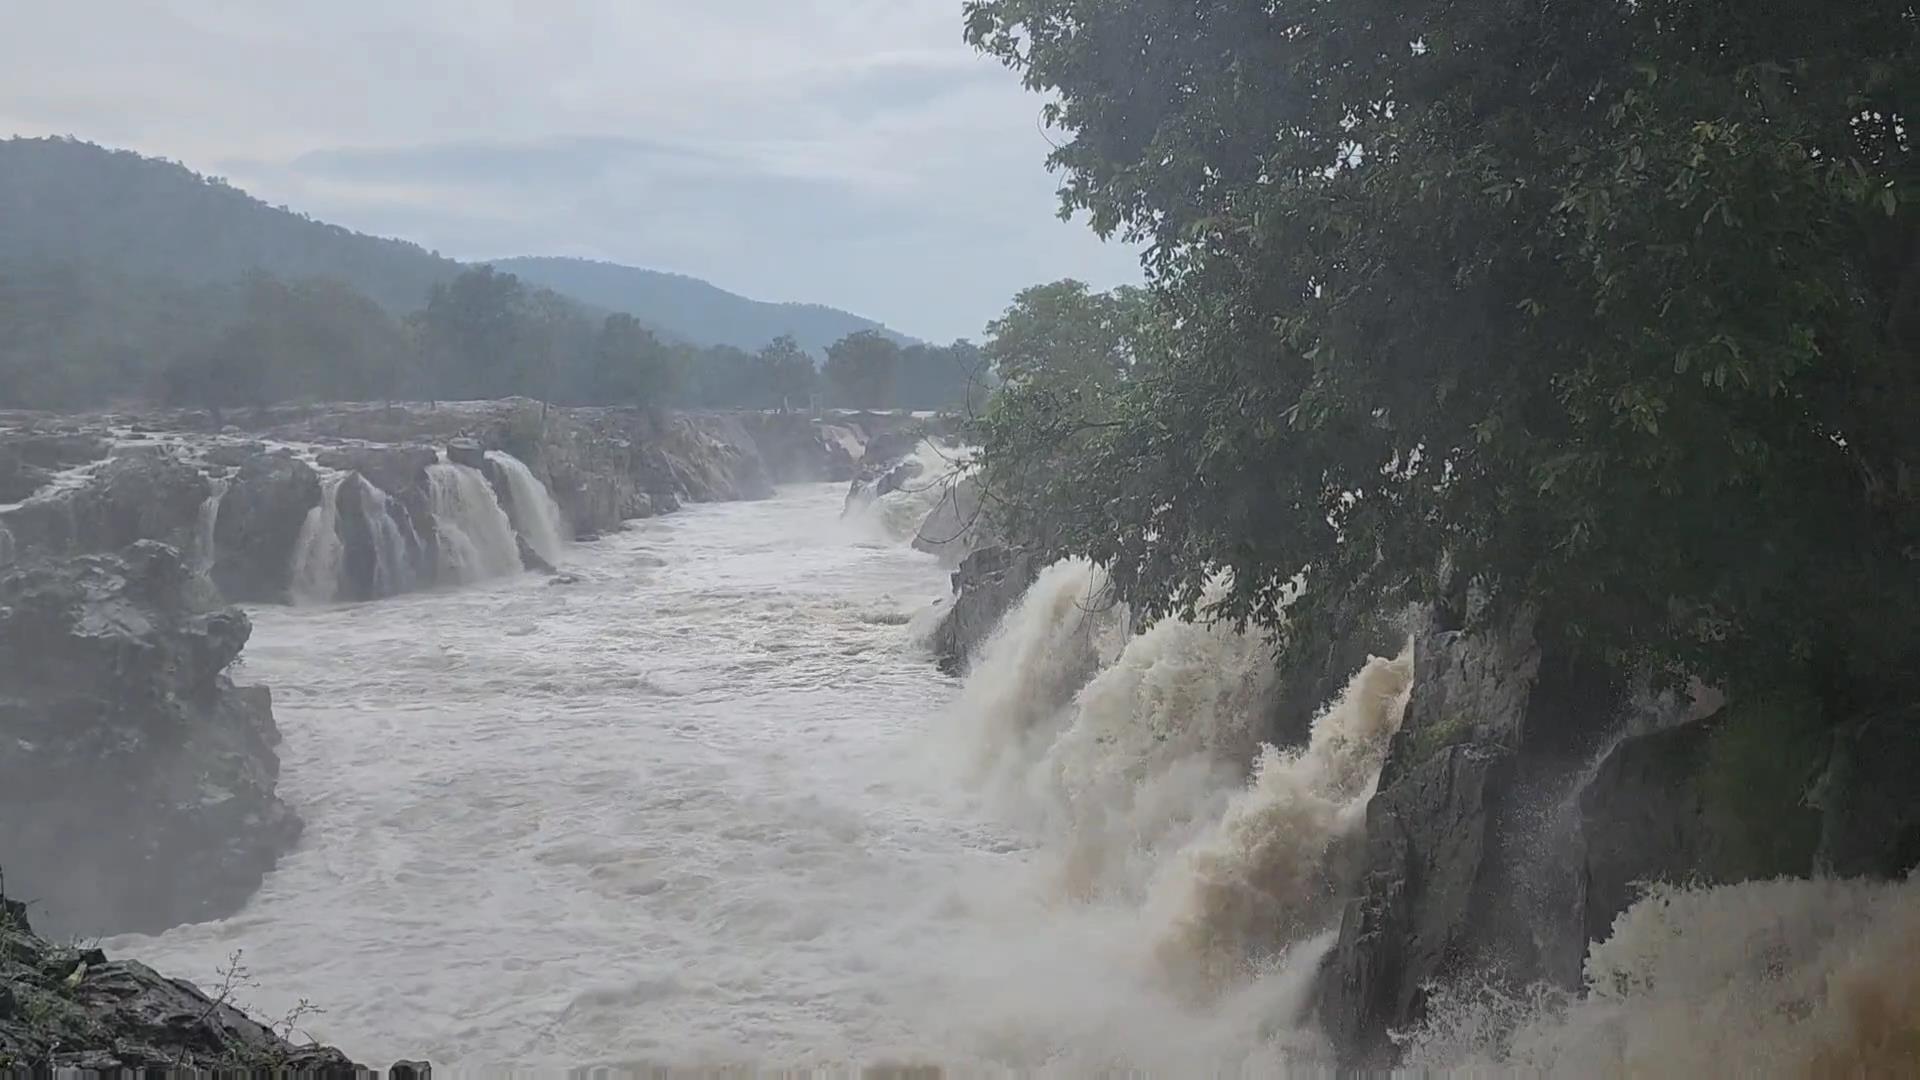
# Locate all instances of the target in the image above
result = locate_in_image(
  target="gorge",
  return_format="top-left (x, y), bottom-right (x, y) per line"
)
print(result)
top-left (2, 400), bottom-right (1915, 1073)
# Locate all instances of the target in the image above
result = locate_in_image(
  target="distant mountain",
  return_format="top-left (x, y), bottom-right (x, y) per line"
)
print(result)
top-left (0, 138), bottom-right (917, 355)
top-left (0, 136), bottom-right (461, 312)
top-left (494, 256), bottom-right (916, 356)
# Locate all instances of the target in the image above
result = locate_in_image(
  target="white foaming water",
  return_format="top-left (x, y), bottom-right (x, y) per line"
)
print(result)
top-left (485, 450), bottom-right (569, 565)
top-left (106, 485), bottom-right (1411, 1073)
top-left (361, 480), bottom-right (415, 598)
top-left (849, 440), bottom-right (970, 544)
top-left (427, 462), bottom-right (523, 584)
top-left (289, 474), bottom-right (345, 604)
top-left (1406, 874), bottom-right (1920, 1075)
top-left (193, 476), bottom-right (229, 574)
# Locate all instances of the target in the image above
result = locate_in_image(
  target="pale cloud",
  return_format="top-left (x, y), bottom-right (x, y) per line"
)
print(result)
top-left (0, 1), bottom-right (1142, 340)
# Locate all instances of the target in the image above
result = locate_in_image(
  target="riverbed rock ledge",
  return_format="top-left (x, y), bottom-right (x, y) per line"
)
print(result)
top-left (0, 541), bottom-right (301, 939)
top-left (0, 884), bottom-right (363, 1074)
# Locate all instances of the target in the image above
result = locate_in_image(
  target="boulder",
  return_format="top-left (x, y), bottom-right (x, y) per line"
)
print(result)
top-left (445, 437), bottom-right (487, 470)
top-left (315, 445), bottom-right (435, 499)
top-left (0, 887), bottom-right (363, 1073)
top-left (201, 441), bottom-right (268, 468)
top-left (0, 542), bottom-right (302, 939)
top-left (0, 454), bottom-right (209, 559)
top-left (210, 453), bottom-right (322, 603)
top-left (930, 545), bottom-right (1040, 675)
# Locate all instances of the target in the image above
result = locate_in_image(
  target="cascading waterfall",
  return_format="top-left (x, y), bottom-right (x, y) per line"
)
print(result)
top-left (192, 476), bottom-right (229, 573)
top-left (426, 462), bottom-right (523, 584)
top-left (950, 557), bottom-right (1417, 1039)
top-left (289, 474), bottom-right (345, 605)
top-left (360, 480), bottom-right (415, 598)
top-left (850, 440), bottom-right (971, 543)
top-left (484, 450), bottom-right (568, 565)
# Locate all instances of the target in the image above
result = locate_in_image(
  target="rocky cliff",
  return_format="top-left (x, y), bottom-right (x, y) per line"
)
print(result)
top-left (2, 401), bottom-right (916, 607)
top-left (1311, 609), bottom-right (1920, 1067)
top-left (0, 541), bottom-right (301, 940)
top-left (0, 885), bottom-right (364, 1074)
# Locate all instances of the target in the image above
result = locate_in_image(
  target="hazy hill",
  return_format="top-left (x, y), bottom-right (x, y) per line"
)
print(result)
top-left (0, 138), bottom-right (916, 354)
top-left (0, 137), bottom-right (460, 312)
top-left (495, 256), bottom-right (915, 356)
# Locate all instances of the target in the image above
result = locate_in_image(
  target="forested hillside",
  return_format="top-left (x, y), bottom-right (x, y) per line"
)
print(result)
top-left (0, 137), bottom-right (458, 312)
top-left (495, 256), bottom-right (913, 357)
top-left (0, 137), bottom-right (979, 413)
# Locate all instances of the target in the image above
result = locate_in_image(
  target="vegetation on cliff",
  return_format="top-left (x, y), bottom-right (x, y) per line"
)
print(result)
top-left (961, 0), bottom-right (1919, 723)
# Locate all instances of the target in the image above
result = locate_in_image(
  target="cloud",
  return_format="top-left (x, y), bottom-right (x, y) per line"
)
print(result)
top-left (0, 0), bottom-right (1142, 341)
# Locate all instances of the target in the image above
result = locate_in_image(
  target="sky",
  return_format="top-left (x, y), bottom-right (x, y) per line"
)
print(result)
top-left (0, 1), bottom-right (1144, 343)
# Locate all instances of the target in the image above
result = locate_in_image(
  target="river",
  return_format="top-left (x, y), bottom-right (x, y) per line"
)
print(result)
top-left (107, 481), bottom-right (1332, 1071)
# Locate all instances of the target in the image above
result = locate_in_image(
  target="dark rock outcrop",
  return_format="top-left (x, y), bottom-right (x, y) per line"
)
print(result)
top-left (1812, 708), bottom-right (1920, 877)
top-left (0, 542), bottom-right (301, 939)
top-left (736, 412), bottom-right (865, 483)
top-left (0, 888), bottom-right (361, 1074)
top-left (930, 545), bottom-right (1040, 675)
top-left (1576, 718), bottom-right (1725, 945)
top-left (444, 437), bottom-right (487, 470)
top-left (1, 454), bottom-right (209, 560)
top-left (210, 453), bottom-right (321, 602)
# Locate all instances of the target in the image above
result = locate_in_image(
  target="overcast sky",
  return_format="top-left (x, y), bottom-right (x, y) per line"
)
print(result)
top-left (0, 1), bottom-right (1143, 342)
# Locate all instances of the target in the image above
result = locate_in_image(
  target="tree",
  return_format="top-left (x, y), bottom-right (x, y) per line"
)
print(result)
top-left (754, 335), bottom-right (819, 410)
top-left (983, 280), bottom-right (1148, 386)
top-left (592, 313), bottom-right (676, 407)
top-left (824, 330), bottom-right (901, 409)
top-left (964, 1), bottom-right (1920, 716)
top-left (418, 265), bottom-right (527, 399)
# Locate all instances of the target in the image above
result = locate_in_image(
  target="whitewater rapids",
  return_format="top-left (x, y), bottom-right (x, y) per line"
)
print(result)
top-left (106, 483), bottom-right (1363, 1070)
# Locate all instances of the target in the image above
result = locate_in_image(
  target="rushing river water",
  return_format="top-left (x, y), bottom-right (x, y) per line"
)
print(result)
top-left (108, 482), bottom-right (1321, 1071)
top-left (97, 476), bottom-right (1920, 1075)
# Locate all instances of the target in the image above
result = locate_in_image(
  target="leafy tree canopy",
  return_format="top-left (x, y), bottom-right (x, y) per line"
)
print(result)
top-left (964, 0), bottom-right (1920, 712)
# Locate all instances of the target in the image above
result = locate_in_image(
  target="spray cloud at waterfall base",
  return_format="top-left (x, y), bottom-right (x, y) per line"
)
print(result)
top-left (930, 554), bottom-right (1420, 1067)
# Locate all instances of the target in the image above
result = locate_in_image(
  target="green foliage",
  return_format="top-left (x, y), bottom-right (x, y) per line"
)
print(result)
top-left (964, 0), bottom-right (1920, 711)
top-left (754, 335), bottom-right (820, 410)
top-left (591, 313), bottom-right (677, 407)
top-left (824, 330), bottom-right (902, 409)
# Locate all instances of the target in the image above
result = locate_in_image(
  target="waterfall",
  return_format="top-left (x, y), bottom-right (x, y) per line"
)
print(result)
top-left (361, 480), bottom-right (416, 598)
top-left (951, 559), bottom-right (1415, 1002)
top-left (848, 440), bottom-right (970, 543)
top-left (426, 462), bottom-right (523, 584)
top-left (193, 477), bottom-right (229, 574)
top-left (484, 450), bottom-right (568, 565)
top-left (290, 475), bottom-right (345, 604)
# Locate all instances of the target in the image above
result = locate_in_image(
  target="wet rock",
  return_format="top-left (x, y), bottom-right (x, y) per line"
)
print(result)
top-left (0, 454), bottom-right (209, 558)
top-left (315, 445), bottom-right (435, 498)
top-left (0, 542), bottom-right (302, 939)
top-left (548, 572), bottom-right (581, 586)
top-left (931, 545), bottom-right (1040, 675)
top-left (911, 474), bottom-right (990, 567)
top-left (202, 441), bottom-right (268, 467)
top-left (1317, 614), bottom-right (1540, 1067)
top-left (0, 450), bottom-right (54, 503)
top-left (1577, 718), bottom-right (1725, 945)
top-left (0, 525), bottom-right (11, 568)
top-left (211, 452), bottom-right (321, 603)
top-left (517, 534), bottom-right (554, 574)
top-left (445, 437), bottom-right (487, 469)
top-left (1318, 612), bottom-right (1633, 1067)
top-left (0, 887), bottom-right (363, 1073)
top-left (1813, 710), bottom-right (1920, 878)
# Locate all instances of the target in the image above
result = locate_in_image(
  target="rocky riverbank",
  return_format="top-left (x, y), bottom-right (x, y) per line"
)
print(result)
top-left (0, 541), bottom-right (298, 941)
top-left (0, 884), bottom-right (366, 1074)
top-left (0, 400), bottom-right (924, 606)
